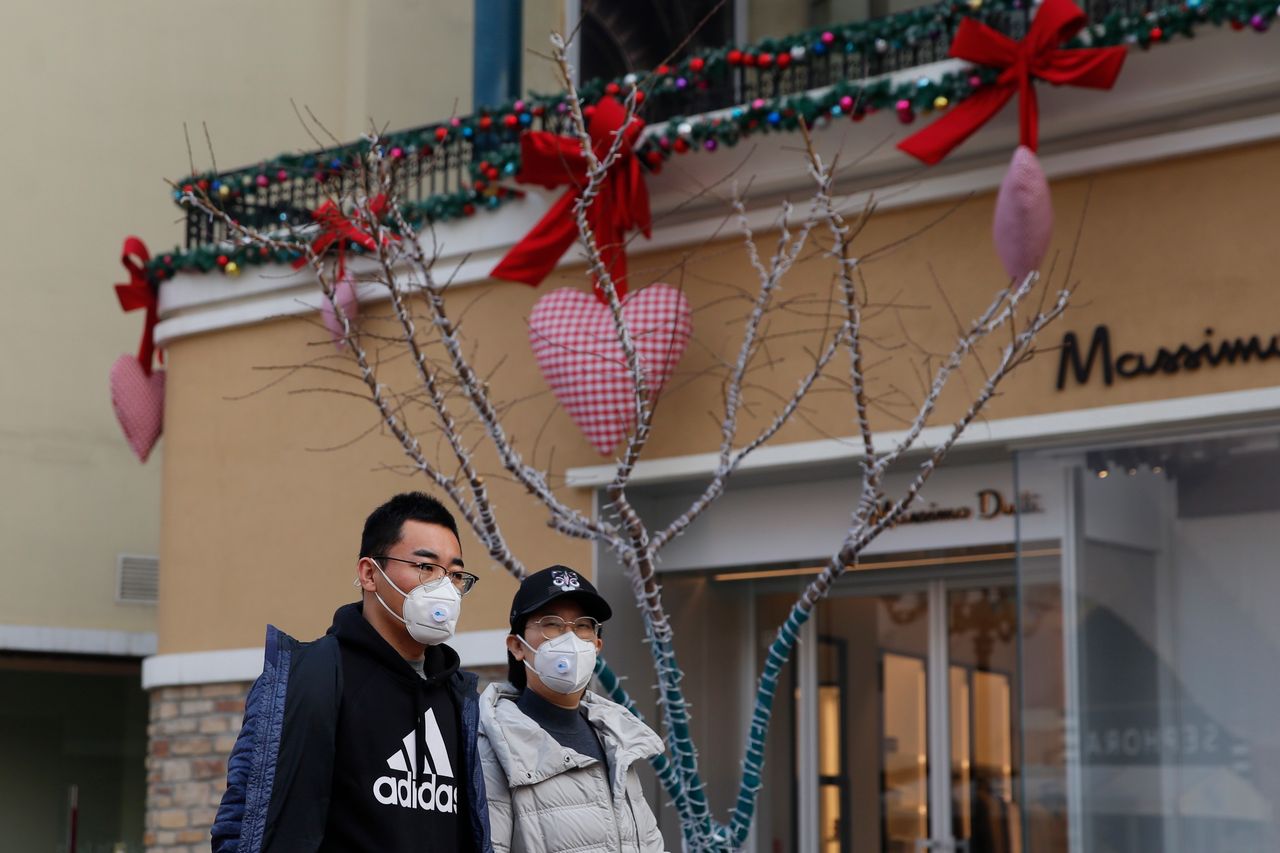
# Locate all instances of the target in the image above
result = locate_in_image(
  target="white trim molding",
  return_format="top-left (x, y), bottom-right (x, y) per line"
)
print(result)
top-left (0, 625), bottom-right (157, 657)
top-left (141, 627), bottom-right (511, 689)
top-left (448, 628), bottom-right (511, 669)
top-left (565, 386), bottom-right (1280, 488)
top-left (142, 646), bottom-right (262, 689)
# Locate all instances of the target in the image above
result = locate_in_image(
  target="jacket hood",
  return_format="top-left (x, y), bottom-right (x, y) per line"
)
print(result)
top-left (327, 601), bottom-right (460, 687)
top-left (479, 681), bottom-right (664, 794)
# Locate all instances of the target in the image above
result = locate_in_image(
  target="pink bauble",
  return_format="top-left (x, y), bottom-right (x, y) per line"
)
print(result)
top-left (321, 274), bottom-right (360, 349)
top-left (993, 146), bottom-right (1054, 281)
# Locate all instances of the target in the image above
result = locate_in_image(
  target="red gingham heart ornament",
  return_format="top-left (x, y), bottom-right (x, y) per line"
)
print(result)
top-left (528, 284), bottom-right (692, 455)
top-left (110, 354), bottom-right (165, 462)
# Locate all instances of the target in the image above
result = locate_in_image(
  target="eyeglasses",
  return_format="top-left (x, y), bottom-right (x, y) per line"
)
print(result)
top-left (374, 556), bottom-right (479, 596)
top-left (529, 615), bottom-right (601, 641)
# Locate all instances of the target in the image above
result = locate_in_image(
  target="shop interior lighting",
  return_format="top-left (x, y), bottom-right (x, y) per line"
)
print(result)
top-left (1087, 448), bottom-right (1174, 479)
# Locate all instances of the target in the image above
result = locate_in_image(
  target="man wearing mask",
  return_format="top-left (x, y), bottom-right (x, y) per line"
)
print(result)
top-left (479, 565), bottom-right (666, 852)
top-left (212, 492), bottom-right (493, 853)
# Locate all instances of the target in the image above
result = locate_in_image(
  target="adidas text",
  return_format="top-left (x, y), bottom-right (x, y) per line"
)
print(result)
top-left (373, 771), bottom-right (457, 813)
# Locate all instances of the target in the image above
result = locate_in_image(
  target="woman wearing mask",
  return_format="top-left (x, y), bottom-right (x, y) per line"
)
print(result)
top-left (478, 565), bottom-right (667, 853)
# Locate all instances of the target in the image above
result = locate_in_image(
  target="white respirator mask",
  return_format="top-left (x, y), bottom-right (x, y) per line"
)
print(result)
top-left (372, 562), bottom-right (461, 646)
top-left (520, 633), bottom-right (597, 694)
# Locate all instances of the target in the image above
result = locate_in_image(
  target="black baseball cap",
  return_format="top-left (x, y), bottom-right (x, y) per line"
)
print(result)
top-left (508, 565), bottom-right (613, 630)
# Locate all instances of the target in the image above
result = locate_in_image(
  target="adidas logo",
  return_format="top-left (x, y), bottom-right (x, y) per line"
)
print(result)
top-left (372, 708), bottom-right (458, 813)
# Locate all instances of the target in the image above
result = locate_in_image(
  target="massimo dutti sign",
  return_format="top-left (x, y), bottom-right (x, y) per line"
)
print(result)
top-left (1056, 324), bottom-right (1280, 390)
top-left (868, 488), bottom-right (1044, 527)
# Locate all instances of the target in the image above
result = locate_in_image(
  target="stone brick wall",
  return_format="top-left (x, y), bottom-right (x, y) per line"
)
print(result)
top-left (142, 664), bottom-right (507, 852)
top-left (144, 682), bottom-right (248, 853)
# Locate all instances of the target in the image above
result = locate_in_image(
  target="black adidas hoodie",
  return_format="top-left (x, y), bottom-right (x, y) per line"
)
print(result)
top-left (317, 602), bottom-right (469, 852)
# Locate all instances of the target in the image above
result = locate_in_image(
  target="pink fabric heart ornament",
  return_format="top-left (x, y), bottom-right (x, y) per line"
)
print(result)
top-left (321, 273), bottom-right (360, 349)
top-left (110, 354), bottom-right (165, 462)
top-left (528, 284), bottom-right (692, 455)
top-left (992, 146), bottom-right (1054, 282)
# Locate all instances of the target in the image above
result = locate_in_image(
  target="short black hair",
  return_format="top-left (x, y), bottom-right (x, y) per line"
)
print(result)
top-left (359, 492), bottom-right (459, 559)
top-left (507, 614), bottom-right (530, 691)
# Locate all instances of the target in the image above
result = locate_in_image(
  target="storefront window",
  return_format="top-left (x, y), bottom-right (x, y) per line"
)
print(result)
top-left (750, 554), bottom-right (1032, 853)
top-left (1017, 429), bottom-right (1280, 852)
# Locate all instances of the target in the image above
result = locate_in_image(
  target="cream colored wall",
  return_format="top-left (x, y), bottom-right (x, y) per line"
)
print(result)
top-left (585, 138), bottom-right (1280, 460)
top-left (355, 0), bottom-right (563, 127)
top-left (354, 0), bottom-right (477, 128)
top-left (159, 310), bottom-right (597, 653)
top-left (523, 1), bottom-right (570, 97)
top-left (0, 0), bottom-right (507, 637)
top-left (156, 138), bottom-right (1280, 654)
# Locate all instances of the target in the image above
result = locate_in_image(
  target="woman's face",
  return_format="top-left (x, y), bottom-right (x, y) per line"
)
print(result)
top-left (507, 598), bottom-right (605, 704)
top-left (521, 599), bottom-right (602, 648)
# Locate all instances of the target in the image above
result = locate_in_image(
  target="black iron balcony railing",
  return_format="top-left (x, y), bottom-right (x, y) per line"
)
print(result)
top-left (154, 0), bottom-right (1267, 281)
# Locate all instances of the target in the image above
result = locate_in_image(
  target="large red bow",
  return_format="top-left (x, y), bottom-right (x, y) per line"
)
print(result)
top-left (293, 194), bottom-right (391, 277)
top-left (114, 237), bottom-right (161, 375)
top-left (490, 96), bottom-right (651, 300)
top-left (898, 0), bottom-right (1126, 165)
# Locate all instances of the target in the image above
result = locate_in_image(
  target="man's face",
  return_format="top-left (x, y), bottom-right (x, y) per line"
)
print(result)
top-left (358, 520), bottom-right (464, 628)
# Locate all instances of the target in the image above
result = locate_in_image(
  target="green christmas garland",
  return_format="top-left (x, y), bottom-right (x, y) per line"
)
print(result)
top-left (150, 0), bottom-right (1277, 282)
top-left (638, 0), bottom-right (1278, 159)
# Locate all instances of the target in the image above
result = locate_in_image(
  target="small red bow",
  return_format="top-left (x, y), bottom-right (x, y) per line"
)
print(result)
top-left (898, 0), bottom-right (1126, 165)
top-left (490, 96), bottom-right (651, 301)
top-left (114, 237), bottom-right (161, 374)
top-left (293, 195), bottom-right (392, 277)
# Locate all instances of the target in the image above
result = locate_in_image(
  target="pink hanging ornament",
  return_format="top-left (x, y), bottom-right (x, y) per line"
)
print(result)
top-left (110, 236), bottom-right (165, 462)
top-left (321, 273), bottom-right (360, 349)
top-left (528, 284), bottom-right (692, 455)
top-left (992, 145), bottom-right (1054, 281)
top-left (110, 354), bottom-right (166, 462)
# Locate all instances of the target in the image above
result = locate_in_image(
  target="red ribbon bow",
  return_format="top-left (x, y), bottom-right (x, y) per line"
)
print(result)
top-left (490, 96), bottom-right (651, 301)
top-left (293, 194), bottom-right (391, 277)
top-left (114, 237), bottom-right (161, 375)
top-left (898, 0), bottom-right (1126, 165)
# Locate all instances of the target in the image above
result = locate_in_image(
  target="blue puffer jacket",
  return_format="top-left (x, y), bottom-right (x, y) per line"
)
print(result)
top-left (210, 620), bottom-right (493, 853)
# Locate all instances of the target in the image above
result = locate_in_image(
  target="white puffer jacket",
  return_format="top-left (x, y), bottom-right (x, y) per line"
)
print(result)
top-left (479, 681), bottom-right (667, 853)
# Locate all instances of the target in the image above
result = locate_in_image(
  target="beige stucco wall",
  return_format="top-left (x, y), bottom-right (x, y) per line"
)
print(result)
top-left (156, 137), bottom-right (1280, 654)
top-left (158, 307), bottom-right (598, 652)
top-left (359, 0), bottom-right (566, 125)
top-left (523, 0), bottom-right (571, 97)
top-left (0, 0), bottom-right (560, 637)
